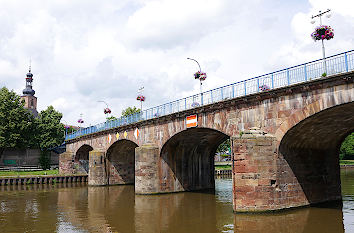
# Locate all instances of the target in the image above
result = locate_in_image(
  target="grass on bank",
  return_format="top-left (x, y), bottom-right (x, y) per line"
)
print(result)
top-left (0, 169), bottom-right (59, 177)
top-left (215, 165), bottom-right (232, 170)
top-left (340, 160), bottom-right (354, 165)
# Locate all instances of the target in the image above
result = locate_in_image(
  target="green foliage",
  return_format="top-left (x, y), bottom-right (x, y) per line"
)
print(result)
top-left (340, 133), bottom-right (354, 160)
top-left (36, 106), bottom-right (65, 150)
top-left (65, 126), bottom-right (78, 134)
top-left (321, 72), bottom-right (327, 77)
top-left (216, 139), bottom-right (230, 154)
top-left (0, 87), bottom-right (64, 162)
top-left (106, 116), bottom-right (117, 121)
top-left (0, 87), bottom-right (36, 154)
top-left (38, 150), bottom-right (51, 170)
top-left (214, 165), bottom-right (232, 170)
top-left (121, 106), bottom-right (141, 117)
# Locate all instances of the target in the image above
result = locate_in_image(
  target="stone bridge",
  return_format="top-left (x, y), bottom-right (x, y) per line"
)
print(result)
top-left (61, 71), bottom-right (354, 212)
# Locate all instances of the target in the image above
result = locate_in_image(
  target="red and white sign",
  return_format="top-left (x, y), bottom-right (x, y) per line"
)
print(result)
top-left (186, 115), bottom-right (198, 128)
top-left (134, 128), bottom-right (140, 139)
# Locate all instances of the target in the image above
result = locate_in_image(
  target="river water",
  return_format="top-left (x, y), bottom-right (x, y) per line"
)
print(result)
top-left (0, 169), bottom-right (353, 233)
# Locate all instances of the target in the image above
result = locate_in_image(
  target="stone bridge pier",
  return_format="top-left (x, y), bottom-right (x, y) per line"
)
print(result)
top-left (62, 73), bottom-right (354, 212)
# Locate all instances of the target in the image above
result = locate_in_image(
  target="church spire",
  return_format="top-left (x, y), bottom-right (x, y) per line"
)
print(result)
top-left (22, 65), bottom-right (35, 96)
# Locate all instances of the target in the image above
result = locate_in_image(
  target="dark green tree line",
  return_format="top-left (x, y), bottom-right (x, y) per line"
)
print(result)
top-left (340, 133), bottom-right (354, 160)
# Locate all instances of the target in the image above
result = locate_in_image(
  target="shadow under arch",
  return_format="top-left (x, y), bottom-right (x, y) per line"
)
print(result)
top-left (106, 139), bottom-right (138, 185)
top-left (279, 102), bottom-right (354, 205)
top-left (160, 127), bottom-right (229, 193)
top-left (75, 144), bottom-right (93, 174)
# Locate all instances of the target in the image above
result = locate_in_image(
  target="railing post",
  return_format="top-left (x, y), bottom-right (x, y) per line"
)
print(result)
top-left (244, 81), bottom-right (247, 95)
top-left (271, 74), bottom-right (274, 89)
top-left (257, 78), bottom-right (260, 92)
top-left (201, 93), bottom-right (203, 106)
top-left (221, 87), bottom-right (223, 100)
top-left (185, 98), bottom-right (187, 110)
top-left (232, 84), bottom-right (235, 98)
top-left (304, 64), bottom-right (307, 81)
top-left (287, 68), bottom-right (290, 85)
top-left (345, 52), bottom-right (349, 72)
top-left (211, 90), bottom-right (213, 103)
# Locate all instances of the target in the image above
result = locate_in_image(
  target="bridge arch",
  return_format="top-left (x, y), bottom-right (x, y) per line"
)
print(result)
top-left (74, 144), bottom-right (93, 174)
top-left (278, 102), bottom-right (354, 205)
top-left (159, 127), bottom-right (229, 193)
top-left (106, 139), bottom-right (138, 185)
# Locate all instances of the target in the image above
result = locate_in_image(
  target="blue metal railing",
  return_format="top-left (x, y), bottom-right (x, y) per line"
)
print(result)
top-left (66, 50), bottom-right (354, 141)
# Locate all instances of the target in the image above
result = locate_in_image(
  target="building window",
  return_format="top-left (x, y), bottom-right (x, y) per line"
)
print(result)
top-left (30, 99), bottom-right (34, 108)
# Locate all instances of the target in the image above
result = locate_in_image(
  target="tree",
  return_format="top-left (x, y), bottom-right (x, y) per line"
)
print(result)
top-left (36, 106), bottom-right (65, 169)
top-left (36, 106), bottom-right (65, 149)
top-left (216, 139), bottom-right (231, 154)
top-left (0, 87), bottom-right (36, 156)
top-left (106, 116), bottom-right (117, 122)
top-left (121, 106), bottom-right (141, 117)
top-left (340, 133), bottom-right (354, 160)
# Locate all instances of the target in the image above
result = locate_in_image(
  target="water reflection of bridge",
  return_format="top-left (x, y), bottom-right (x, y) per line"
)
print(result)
top-left (55, 183), bottom-right (346, 233)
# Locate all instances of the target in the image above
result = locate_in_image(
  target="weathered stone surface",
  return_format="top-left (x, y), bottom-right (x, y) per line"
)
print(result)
top-left (107, 139), bottom-right (137, 185)
top-left (88, 150), bottom-right (107, 186)
top-left (135, 143), bottom-right (160, 194)
top-left (59, 151), bottom-right (74, 175)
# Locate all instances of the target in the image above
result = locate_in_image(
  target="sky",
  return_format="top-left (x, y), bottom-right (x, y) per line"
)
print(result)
top-left (0, 0), bottom-right (353, 127)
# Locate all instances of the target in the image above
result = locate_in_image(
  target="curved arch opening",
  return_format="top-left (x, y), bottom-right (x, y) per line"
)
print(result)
top-left (279, 102), bottom-right (354, 205)
top-left (106, 139), bottom-right (138, 185)
top-left (160, 127), bottom-right (229, 192)
top-left (75, 144), bottom-right (93, 174)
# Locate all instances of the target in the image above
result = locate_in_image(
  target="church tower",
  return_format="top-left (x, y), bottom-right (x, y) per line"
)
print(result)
top-left (21, 66), bottom-right (38, 117)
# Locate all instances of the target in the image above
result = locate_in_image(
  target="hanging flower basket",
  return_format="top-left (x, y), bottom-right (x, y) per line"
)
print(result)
top-left (311, 25), bottom-right (334, 41)
top-left (77, 119), bottom-right (84, 124)
top-left (259, 84), bottom-right (270, 91)
top-left (64, 125), bottom-right (70, 129)
top-left (194, 71), bottom-right (207, 81)
top-left (104, 108), bottom-right (111, 114)
top-left (137, 95), bottom-right (145, 101)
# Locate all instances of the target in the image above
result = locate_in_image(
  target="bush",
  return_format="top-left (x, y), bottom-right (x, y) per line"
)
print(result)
top-left (39, 150), bottom-right (51, 170)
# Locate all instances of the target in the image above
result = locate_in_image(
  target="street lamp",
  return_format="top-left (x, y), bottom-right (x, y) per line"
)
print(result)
top-left (311, 9), bottom-right (333, 74)
top-left (78, 113), bottom-right (84, 128)
top-left (98, 100), bottom-right (111, 116)
top-left (62, 120), bottom-right (69, 137)
top-left (187, 57), bottom-right (205, 94)
top-left (136, 87), bottom-right (145, 111)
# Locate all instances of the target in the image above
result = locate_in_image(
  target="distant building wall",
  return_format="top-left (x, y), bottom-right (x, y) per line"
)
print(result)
top-left (0, 149), bottom-right (58, 167)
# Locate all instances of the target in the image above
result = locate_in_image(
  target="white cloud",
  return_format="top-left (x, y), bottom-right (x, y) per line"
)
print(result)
top-left (0, 0), bottom-right (353, 127)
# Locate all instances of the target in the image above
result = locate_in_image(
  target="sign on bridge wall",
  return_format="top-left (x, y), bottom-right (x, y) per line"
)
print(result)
top-left (186, 115), bottom-right (198, 128)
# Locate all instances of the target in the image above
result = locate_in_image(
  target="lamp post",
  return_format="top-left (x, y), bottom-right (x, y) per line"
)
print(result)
top-left (187, 58), bottom-right (203, 94)
top-left (98, 100), bottom-right (111, 117)
top-left (78, 113), bottom-right (84, 135)
top-left (62, 120), bottom-right (69, 137)
top-left (137, 87), bottom-right (145, 111)
top-left (311, 9), bottom-right (332, 74)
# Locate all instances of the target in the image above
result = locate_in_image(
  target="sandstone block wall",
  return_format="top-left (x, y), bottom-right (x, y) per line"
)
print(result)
top-left (59, 151), bottom-right (74, 175)
top-left (88, 150), bottom-right (107, 186)
top-left (135, 144), bottom-right (160, 194)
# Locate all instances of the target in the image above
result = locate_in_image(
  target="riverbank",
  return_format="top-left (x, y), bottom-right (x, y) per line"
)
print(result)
top-left (0, 174), bottom-right (87, 186)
